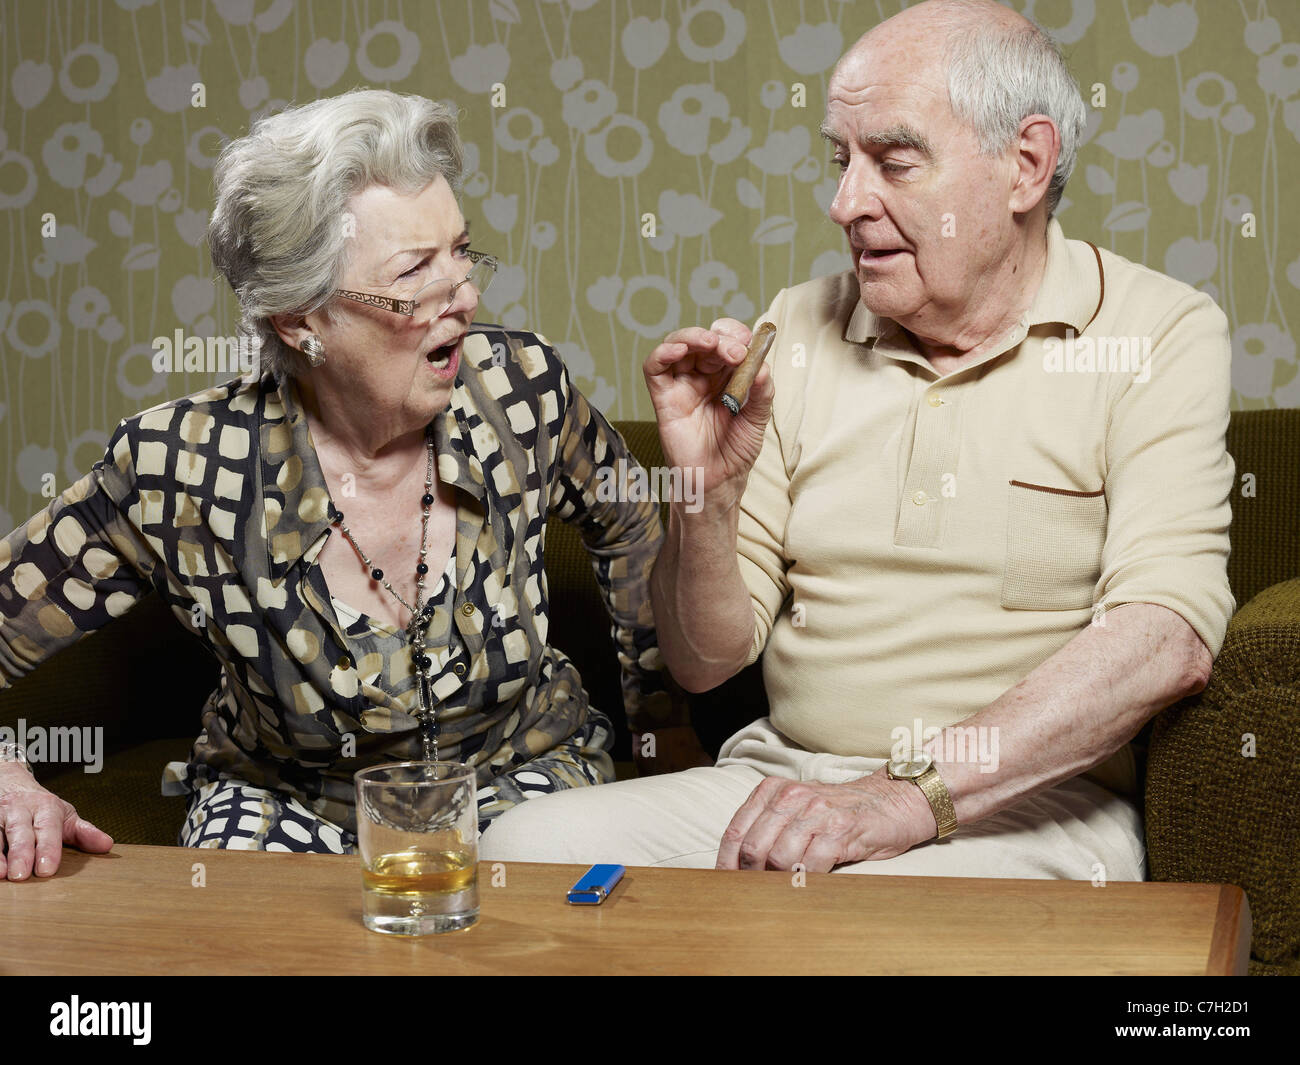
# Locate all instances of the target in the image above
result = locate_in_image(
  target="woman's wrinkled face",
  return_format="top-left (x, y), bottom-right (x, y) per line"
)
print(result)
top-left (310, 175), bottom-right (477, 430)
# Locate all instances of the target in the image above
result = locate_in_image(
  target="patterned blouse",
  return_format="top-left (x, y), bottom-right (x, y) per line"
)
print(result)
top-left (0, 325), bottom-right (679, 836)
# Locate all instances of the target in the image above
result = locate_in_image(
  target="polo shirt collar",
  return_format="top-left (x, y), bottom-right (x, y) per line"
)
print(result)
top-left (1023, 217), bottom-right (1103, 333)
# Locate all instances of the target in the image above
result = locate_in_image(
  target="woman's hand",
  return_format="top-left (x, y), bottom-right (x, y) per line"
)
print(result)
top-left (0, 765), bottom-right (114, 880)
top-left (642, 318), bottom-right (775, 514)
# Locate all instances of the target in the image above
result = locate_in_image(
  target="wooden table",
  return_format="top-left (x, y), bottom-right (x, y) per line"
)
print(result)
top-left (0, 845), bottom-right (1250, 975)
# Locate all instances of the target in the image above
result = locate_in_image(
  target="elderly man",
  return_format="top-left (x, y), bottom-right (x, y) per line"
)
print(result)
top-left (481, 0), bottom-right (1232, 880)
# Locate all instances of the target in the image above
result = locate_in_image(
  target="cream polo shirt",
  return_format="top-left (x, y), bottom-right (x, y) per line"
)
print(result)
top-left (736, 219), bottom-right (1234, 798)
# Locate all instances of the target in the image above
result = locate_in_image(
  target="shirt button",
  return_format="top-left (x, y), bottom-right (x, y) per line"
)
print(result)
top-left (460, 603), bottom-right (476, 617)
top-left (927, 394), bottom-right (944, 407)
top-left (453, 662), bottom-right (467, 677)
top-left (912, 490), bottom-right (928, 505)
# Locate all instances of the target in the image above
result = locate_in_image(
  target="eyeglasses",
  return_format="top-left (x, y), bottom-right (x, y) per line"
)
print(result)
top-left (333, 249), bottom-right (499, 327)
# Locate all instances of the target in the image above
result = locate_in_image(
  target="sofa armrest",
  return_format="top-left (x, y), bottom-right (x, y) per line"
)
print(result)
top-left (1145, 578), bottom-right (1300, 975)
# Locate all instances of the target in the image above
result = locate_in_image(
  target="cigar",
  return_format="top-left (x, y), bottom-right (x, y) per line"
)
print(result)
top-left (720, 322), bottom-right (776, 415)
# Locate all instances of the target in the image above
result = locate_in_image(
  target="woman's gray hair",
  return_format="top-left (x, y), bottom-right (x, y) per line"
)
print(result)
top-left (208, 89), bottom-right (465, 383)
top-left (944, 16), bottom-right (1086, 218)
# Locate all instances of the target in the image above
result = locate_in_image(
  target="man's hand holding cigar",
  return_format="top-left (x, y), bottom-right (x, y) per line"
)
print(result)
top-left (642, 317), bottom-right (775, 516)
top-left (636, 317), bottom-right (779, 778)
top-left (641, 317), bottom-right (776, 692)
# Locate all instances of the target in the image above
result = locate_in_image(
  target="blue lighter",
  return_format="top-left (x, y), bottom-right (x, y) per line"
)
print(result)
top-left (566, 864), bottom-right (625, 905)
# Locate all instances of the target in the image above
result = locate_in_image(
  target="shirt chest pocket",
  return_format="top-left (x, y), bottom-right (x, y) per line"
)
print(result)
top-left (1001, 480), bottom-right (1107, 611)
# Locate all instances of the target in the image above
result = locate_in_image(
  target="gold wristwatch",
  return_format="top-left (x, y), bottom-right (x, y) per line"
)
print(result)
top-left (886, 752), bottom-right (957, 839)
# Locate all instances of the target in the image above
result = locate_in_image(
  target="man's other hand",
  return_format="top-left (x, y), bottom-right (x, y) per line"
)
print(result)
top-left (715, 771), bottom-right (936, 873)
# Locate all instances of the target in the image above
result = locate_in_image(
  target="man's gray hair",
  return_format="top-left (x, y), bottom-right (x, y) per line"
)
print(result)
top-left (944, 17), bottom-right (1086, 217)
top-left (208, 89), bottom-right (465, 383)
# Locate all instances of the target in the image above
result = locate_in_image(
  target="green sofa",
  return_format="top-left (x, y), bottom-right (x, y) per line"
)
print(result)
top-left (3, 414), bottom-right (1297, 974)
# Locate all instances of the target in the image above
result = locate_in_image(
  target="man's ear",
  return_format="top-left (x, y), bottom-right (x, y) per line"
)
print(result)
top-left (269, 313), bottom-right (313, 353)
top-left (1009, 114), bottom-right (1059, 215)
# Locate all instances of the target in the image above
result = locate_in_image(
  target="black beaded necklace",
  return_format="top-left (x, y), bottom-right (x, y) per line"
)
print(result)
top-left (331, 428), bottom-right (443, 761)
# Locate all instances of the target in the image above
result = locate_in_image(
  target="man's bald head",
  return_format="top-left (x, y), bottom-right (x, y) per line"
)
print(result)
top-left (851, 0), bottom-right (1031, 51)
top-left (834, 0), bottom-right (1085, 216)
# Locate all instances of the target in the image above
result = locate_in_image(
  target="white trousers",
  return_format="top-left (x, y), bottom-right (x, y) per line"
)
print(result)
top-left (480, 718), bottom-right (1147, 881)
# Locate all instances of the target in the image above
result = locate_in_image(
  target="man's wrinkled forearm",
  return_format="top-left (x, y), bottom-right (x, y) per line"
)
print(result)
top-left (909, 602), bottom-right (1212, 830)
top-left (650, 500), bottom-right (755, 693)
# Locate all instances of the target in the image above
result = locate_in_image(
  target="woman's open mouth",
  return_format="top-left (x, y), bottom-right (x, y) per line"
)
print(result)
top-left (424, 336), bottom-right (461, 378)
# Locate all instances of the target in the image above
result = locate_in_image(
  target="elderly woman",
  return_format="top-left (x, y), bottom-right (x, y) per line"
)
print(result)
top-left (0, 89), bottom-right (701, 879)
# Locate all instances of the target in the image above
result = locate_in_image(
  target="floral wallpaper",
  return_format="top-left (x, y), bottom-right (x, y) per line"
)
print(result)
top-left (1, 0), bottom-right (1297, 528)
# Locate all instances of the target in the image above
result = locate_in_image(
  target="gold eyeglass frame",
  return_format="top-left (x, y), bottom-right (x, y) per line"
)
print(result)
top-left (333, 249), bottom-right (499, 319)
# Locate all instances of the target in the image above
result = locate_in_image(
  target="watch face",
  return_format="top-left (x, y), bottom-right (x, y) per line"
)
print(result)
top-left (888, 753), bottom-right (934, 779)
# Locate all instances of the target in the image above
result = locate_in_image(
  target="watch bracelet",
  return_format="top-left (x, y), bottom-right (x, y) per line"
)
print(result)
top-left (917, 767), bottom-right (957, 838)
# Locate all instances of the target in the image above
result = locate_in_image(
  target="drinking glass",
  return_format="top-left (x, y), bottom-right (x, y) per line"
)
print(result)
top-left (354, 761), bottom-right (479, 935)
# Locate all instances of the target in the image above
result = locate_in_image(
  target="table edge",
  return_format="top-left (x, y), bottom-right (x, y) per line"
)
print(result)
top-left (1205, 883), bottom-right (1252, 976)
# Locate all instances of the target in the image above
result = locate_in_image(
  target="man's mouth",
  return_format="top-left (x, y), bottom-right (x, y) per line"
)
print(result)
top-left (857, 246), bottom-right (908, 268)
